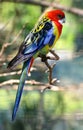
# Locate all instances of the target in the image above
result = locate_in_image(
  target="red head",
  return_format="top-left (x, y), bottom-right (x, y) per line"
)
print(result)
top-left (46, 10), bottom-right (65, 36)
top-left (46, 9), bottom-right (65, 25)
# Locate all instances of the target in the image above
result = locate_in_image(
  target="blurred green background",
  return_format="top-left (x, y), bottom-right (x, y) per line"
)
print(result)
top-left (0, 0), bottom-right (83, 130)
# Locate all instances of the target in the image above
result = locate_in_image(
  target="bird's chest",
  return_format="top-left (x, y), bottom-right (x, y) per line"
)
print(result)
top-left (51, 22), bottom-right (60, 48)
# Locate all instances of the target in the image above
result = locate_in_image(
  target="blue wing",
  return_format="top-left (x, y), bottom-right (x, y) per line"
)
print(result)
top-left (21, 21), bottom-right (56, 56)
top-left (7, 21), bottom-right (56, 69)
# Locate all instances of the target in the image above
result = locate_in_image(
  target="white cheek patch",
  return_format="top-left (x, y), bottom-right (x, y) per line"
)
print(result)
top-left (58, 18), bottom-right (66, 25)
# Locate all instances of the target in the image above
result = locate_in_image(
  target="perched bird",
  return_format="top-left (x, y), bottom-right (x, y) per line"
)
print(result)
top-left (7, 9), bottom-right (65, 120)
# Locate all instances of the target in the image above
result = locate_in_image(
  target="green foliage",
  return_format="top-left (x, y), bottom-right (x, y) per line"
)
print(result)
top-left (65, 91), bottom-right (83, 113)
top-left (43, 91), bottom-right (65, 117)
top-left (23, 91), bottom-right (40, 109)
top-left (0, 3), bottom-right (41, 32)
top-left (0, 89), bottom-right (83, 130)
top-left (0, 90), bottom-right (9, 109)
top-left (0, 90), bottom-right (82, 115)
top-left (60, 0), bottom-right (72, 7)
top-left (0, 3), bottom-right (15, 21)
top-left (0, 90), bottom-right (14, 110)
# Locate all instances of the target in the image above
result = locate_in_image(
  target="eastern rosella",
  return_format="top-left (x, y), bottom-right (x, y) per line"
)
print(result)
top-left (7, 9), bottom-right (65, 120)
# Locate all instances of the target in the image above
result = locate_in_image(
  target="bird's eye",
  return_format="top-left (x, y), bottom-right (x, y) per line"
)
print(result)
top-left (57, 14), bottom-right (62, 19)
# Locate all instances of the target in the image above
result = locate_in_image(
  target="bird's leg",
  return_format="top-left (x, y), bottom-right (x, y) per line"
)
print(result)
top-left (49, 50), bottom-right (60, 60)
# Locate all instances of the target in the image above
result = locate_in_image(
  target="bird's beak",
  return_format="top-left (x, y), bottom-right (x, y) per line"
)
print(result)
top-left (59, 18), bottom-right (66, 25)
top-left (62, 18), bottom-right (66, 23)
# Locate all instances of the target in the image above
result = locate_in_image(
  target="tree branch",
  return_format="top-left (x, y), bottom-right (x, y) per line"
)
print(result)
top-left (38, 50), bottom-right (59, 86)
top-left (1, 0), bottom-right (83, 16)
top-left (0, 51), bottom-right (61, 92)
top-left (0, 79), bottom-right (63, 92)
top-left (0, 70), bottom-right (21, 77)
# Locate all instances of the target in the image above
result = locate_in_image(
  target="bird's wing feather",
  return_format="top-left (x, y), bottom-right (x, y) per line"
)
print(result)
top-left (22, 21), bottom-right (55, 55)
top-left (8, 20), bottom-right (56, 69)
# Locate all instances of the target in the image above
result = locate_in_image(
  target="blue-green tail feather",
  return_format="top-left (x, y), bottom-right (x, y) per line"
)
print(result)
top-left (12, 58), bottom-right (31, 121)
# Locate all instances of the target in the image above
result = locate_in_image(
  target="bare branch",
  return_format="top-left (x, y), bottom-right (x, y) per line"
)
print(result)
top-left (44, 60), bottom-right (53, 85)
top-left (0, 70), bottom-right (21, 77)
top-left (38, 51), bottom-right (59, 87)
top-left (0, 79), bottom-right (63, 91)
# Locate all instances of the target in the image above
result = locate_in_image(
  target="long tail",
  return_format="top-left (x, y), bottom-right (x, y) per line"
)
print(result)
top-left (12, 57), bottom-right (34, 121)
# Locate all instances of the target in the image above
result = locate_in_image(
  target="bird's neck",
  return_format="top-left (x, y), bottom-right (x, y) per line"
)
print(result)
top-left (54, 21), bottom-right (63, 37)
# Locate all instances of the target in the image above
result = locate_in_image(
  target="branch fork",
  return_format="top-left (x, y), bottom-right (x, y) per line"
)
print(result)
top-left (38, 50), bottom-right (60, 92)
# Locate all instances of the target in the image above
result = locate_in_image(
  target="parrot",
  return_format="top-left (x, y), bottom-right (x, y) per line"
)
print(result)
top-left (7, 9), bottom-right (65, 121)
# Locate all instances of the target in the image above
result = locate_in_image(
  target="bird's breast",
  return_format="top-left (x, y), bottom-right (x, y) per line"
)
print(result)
top-left (49, 22), bottom-right (60, 49)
